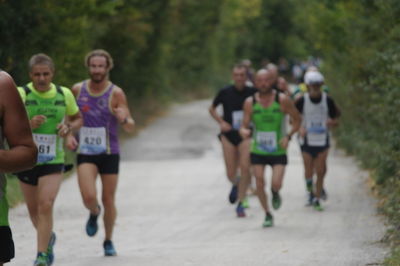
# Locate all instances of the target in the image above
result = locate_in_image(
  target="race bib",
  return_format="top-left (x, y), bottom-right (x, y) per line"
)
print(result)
top-left (79, 127), bottom-right (107, 155)
top-left (306, 116), bottom-right (327, 146)
top-left (33, 134), bottom-right (57, 163)
top-left (232, 111), bottom-right (243, 130)
top-left (256, 131), bottom-right (277, 152)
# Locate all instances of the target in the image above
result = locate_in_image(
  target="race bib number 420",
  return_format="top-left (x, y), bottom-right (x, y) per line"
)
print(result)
top-left (79, 127), bottom-right (107, 155)
top-left (33, 134), bottom-right (57, 163)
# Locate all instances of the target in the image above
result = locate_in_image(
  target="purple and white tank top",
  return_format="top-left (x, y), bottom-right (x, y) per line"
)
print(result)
top-left (77, 81), bottom-right (119, 154)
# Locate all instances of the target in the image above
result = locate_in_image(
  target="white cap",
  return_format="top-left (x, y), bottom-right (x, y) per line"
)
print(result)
top-left (304, 71), bottom-right (324, 85)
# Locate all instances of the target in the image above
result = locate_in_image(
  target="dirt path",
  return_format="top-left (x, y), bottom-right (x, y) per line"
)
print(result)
top-left (9, 100), bottom-right (388, 266)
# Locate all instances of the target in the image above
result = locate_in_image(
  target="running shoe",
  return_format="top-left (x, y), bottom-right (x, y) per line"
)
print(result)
top-left (271, 190), bottom-right (282, 210)
top-left (34, 252), bottom-right (49, 266)
top-left (262, 213), bottom-right (274, 227)
top-left (313, 199), bottom-right (324, 211)
top-left (241, 197), bottom-right (250, 209)
top-left (321, 188), bottom-right (328, 201)
top-left (236, 202), bottom-right (246, 217)
top-left (228, 185), bottom-right (238, 204)
top-left (47, 232), bottom-right (56, 265)
top-left (86, 206), bottom-right (101, 237)
top-left (103, 240), bottom-right (117, 256)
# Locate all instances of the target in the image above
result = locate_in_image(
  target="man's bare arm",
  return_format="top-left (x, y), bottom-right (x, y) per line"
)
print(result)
top-left (113, 87), bottom-right (135, 133)
top-left (0, 72), bottom-right (37, 172)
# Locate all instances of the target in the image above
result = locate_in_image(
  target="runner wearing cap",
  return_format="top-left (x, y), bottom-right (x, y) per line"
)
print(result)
top-left (295, 71), bottom-right (340, 210)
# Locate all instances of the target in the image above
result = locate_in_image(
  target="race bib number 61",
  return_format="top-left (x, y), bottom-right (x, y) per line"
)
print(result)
top-left (33, 134), bottom-right (57, 163)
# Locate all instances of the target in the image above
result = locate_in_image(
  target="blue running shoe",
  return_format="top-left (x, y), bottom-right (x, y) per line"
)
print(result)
top-left (47, 232), bottom-right (56, 265)
top-left (236, 202), bottom-right (246, 217)
top-left (229, 185), bottom-right (238, 204)
top-left (86, 206), bottom-right (100, 237)
top-left (103, 240), bottom-right (117, 256)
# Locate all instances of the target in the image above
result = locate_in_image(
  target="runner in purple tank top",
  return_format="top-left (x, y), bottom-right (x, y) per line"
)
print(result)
top-left (68, 49), bottom-right (134, 257)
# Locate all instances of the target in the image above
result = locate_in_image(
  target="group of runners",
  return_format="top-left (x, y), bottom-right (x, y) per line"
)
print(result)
top-left (0, 49), bottom-right (134, 266)
top-left (0, 56), bottom-right (340, 265)
top-left (210, 63), bottom-right (340, 227)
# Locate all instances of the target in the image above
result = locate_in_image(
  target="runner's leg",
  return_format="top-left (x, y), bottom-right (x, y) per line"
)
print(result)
top-left (78, 163), bottom-right (100, 214)
top-left (220, 135), bottom-right (239, 184)
top-left (237, 138), bottom-right (251, 203)
top-left (314, 149), bottom-right (329, 199)
top-left (36, 173), bottom-right (62, 252)
top-left (271, 164), bottom-right (285, 193)
top-left (253, 165), bottom-right (269, 213)
top-left (301, 152), bottom-right (314, 191)
top-left (19, 182), bottom-right (38, 228)
top-left (100, 174), bottom-right (118, 241)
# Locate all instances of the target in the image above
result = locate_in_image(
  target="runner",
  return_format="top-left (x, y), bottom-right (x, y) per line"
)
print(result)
top-left (69, 49), bottom-right (134, 256)
top-left (240, 69), bottom-right (301, 227)
top-left (16, 54), bottom-right (83, 266)
top-left (292, 66), bottom-right (330, 100)
top-left (209, 64), bottom-right (256, 214)
top-left (295, 71), bottom-right (340, 211)
top-left (265, 63), bottom-right (290, 96)
top-left (0, 71), bottom-right (37, 266)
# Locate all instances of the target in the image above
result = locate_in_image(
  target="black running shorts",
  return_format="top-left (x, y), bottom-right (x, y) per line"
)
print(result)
top-left (0, 226), bottom-right (14, 263)
top-left (77, 154), bottom-right (120, 174)
top-left (300, 144), bottom-right (329, 159)
top-left (17, 164), bottom-right (64, 186)
top-left (218, 130), bottom-right (243, 146)
top-left (250, 153), bottom-right (288, 166)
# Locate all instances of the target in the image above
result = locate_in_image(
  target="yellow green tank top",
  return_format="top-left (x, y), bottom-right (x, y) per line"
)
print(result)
top-left (23, 84), bottom-right (66, 164)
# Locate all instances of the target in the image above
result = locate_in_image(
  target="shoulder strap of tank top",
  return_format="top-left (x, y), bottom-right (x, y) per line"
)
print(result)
top-left (56, 85), bottom-right (64, 96)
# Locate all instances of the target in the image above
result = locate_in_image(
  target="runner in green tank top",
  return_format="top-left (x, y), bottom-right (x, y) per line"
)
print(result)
top-left (0, 70), bottom-right (37, 265)
top-left (15, 54), bottom-right (83, 266)
top-left (239, 69), bottom-right (301, 227)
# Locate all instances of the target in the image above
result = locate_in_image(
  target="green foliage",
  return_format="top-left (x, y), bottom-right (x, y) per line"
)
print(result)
top-left (290, 0), bottom-right (400, 262)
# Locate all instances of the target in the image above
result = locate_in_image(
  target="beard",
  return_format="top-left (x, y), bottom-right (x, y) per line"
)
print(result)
top-left (90, 73), bottom-right (107, 83)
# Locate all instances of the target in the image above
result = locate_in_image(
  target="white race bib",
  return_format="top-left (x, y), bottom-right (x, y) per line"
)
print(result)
top-left (79, 127), bottom-right (107, 155)
top-left (33, 134), bottom-right (57, 163)
top-left (306, 115), bottom-right (327, 146)
top-left (256, 131), bottom-right (277, 152)
top-left (232, 111), bottom-right (243, 130)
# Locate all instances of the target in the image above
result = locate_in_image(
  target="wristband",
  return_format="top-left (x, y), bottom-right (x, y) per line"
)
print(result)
top-left (286, 134), bottom-right (292, 141)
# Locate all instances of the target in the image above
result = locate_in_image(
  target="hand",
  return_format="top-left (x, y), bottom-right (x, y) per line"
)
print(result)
top-left (65, 134), bottom-right (78, 151)
top-left (239, 127), bottom-right (251, 139)
top-left (57, 123), bottom-right (71, 138)
top-left (113, 106), bottom-right (129, 124)
top-left (30, 115), bottom-right (47, 129)
top-left (327, 118), bottom-right (338, 128)
top-left (279, 136), bottom-right (290, 149)
top-left (219, 121), bottom-right (232, 132)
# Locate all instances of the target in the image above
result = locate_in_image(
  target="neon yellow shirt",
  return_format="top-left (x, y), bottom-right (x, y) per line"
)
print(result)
top-left (18, 82), bottom-right (79, 116)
